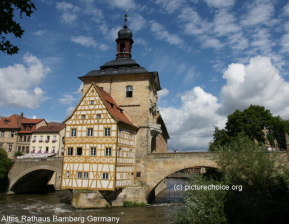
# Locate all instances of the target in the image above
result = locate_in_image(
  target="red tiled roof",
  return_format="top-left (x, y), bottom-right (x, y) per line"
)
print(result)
top-left (21, 119), bottom-right (44, 124)
top-left (33, 125), bottom-right (65, 133)
top-left (0, 114), bottom-right (26, 129)
top-left (95, 84), bottom-right (138, 129)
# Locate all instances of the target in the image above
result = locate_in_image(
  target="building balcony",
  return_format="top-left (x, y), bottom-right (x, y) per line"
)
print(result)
top-left (32, 140), bottom-right (36, 143)
top-left (39, 140), bottom-right (43, 143)
top-left (45, 140), bottom-right (49, 143)
top-left (52, 140), bottom-right (57, 143)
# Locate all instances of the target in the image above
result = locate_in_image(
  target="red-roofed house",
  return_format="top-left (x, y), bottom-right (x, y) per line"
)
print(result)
top-left (0, 113), bottom-right (47, 157)
top-left (62, 83), bottom-right (139, 191)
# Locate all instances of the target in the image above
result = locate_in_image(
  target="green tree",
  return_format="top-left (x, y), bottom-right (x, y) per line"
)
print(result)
top-left (172, 134), bottom-right (289, 224)
top-left (210, 105), bottom-right (289, 150)
top-left (0, 148), bottom-right (14, 194)
top-left (0, 0), bottom-right (36, 55)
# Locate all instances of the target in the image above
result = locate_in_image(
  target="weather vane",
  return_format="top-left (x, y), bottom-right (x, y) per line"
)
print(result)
top-left (124, 9), bottom-right (129, 28)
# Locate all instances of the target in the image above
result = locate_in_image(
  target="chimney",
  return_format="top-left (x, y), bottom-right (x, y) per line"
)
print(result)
top-left (21, 112), bottom-right (24, 118)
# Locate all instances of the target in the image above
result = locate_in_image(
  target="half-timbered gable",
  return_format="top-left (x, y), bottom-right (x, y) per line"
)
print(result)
top-left (61, 83), bottom-right (138, 191)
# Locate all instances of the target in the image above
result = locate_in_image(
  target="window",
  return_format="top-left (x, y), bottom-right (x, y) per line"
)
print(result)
top-left (76, 147), bottom-right (82, 156)
top-left (71, 129), bottom-right (77, 137)
top-left (18, 146), bottom-right (21, 152)
top-left (102, 173), bottom-right (109, 179)
top-left (66, 171), bottom-right (70, 178)
top-left (52, 147), bottom-right (55, 152)
top-left (84, 172), bottom-right (89, 179)
top-left (126, 86), bottom-right (133, 97)
top-left (120, 43), bottom-right (126, 52)
top-left (118, 148), bottom-right (122, 157)
top-left (32, 147), bottom-right (35, 152)
top-left (87, 128), bottom-right (93, 137)
top-left (81, 115), bottom-right (86, 119)
top-left (53, 136), bottom-right (56, 140)
top-left (129, 150), bottom-right (133, 158)
top-left (77, 172), bottom-right (82, 178)
top-left (0, 131), bottom-right (4, 138)
top-left (67, 147), bottom-right (73, 156)
top-left (33, 136), bottom-right (37, 141)
top-left (105, 148), bottom-right (112, 156)
top-left (10, 131), bottom-right (14, 138)
top-left (90, 147), bottom-right (96, 156)
top-left (136, 172), bottom-right (141, 177)
top-left (8, 145), bottom-right (12, 152)
top-left (45, 147), bottom-right (49, 153)
top-left (90, 101), bottom-right (94, 105)
top-left (104, 128), bottom-right (110, 136)
top-left (96, 114), bottom-right (101, 119)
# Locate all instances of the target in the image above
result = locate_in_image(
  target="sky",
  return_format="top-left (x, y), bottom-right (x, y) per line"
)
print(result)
top-left (1, 0), bottom-right (289, 151)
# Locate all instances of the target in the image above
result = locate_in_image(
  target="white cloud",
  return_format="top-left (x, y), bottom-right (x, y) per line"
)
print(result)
top-left (241, 1), bottom-right (274, 27)
top-left (158, 88), bottom-right (169, 99)
top-left (160, 87), bottom-right (225, 151)
top-left (66, 106), bottom-right (75, 116)
top-left (107, 0), bottom-right (136, 9)
top-left (150, 21), bottom-right (184, 46)
top-left (204, 0), bottom-right (236, 8)
top-left (155, 0), bottom-right (187, 14)
top-left (0, 53), bottom-right (49, 109)
top-left (199, 35), bottom-right (223, 50)
top-left (71, 35), bottom-right (97, 48)
top-left (280, 33), bottom-right (289, 53)
top-left (282, 3), bottom-right (289, 16)
top-left (219, 56), bottom-right (289, 119)
top-left (213, 9), bottom-right (240, 36)
top-left (178, 7), bottom-right (213, 36)
top-left (56, 1), bottom-right (80, 24)
top-left (160, 55), bottom-right (289, 151)
top-left (58, 94), bottom-right (77, 105)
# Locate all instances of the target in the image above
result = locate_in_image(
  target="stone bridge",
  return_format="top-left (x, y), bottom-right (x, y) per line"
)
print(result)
top-left (141, 152), bottom-right (218, 200)
top-left (8, 157), bottom-right (63, 193)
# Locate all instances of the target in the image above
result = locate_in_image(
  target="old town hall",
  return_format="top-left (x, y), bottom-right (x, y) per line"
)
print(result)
top-left (61, 15), bottom-right (169, 200)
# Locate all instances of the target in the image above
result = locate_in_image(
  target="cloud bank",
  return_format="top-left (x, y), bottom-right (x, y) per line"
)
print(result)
top-left (160, 56), bottom-right (289, 151)
top-left (0, 53), bottom-right (50, 109)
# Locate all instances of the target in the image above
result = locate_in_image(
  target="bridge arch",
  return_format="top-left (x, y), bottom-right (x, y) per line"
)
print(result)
top-left (144, 152), bottom-right (219, 202)
top-left (8, 158), bottom-right (63, 193)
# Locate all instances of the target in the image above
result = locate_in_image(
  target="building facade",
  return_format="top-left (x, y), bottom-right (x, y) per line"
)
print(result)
top-left (0, 113), bottom-right (46, 157)
top-left (79, 16), bottom-right (169, 160)
top-left (61, 84), bottom-right (138, 190)
top-left (61, 15), bottom-right (169, 197)
top-left (30, 124), bottom-right (65, 156)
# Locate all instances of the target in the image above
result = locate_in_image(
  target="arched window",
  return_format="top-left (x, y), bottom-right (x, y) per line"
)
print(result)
top-left (120, 43), bottom-right (126, 52)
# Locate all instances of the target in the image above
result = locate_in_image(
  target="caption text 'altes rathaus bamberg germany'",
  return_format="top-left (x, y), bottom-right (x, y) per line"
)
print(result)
top-left (1, 14), bottom-right (289, 209)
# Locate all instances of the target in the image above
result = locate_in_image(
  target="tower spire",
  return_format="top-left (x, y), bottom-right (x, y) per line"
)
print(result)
top-left (124, 13), bottom-right (128, 28)
top-left (115, 12), bottom-right (134, 59)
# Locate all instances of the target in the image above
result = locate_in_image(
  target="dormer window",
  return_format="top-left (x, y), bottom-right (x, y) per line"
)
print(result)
top-left (126, 86), bottom-right (133, 97)
top-left (4, 119), bottom-right (10, 125)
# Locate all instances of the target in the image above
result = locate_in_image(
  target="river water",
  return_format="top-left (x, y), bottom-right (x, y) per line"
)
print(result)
top-left (0, 178), bottom-right (186, 224)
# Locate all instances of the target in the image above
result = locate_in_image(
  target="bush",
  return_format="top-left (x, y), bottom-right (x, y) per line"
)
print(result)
top-left (171, 135), bottom-right (289, 224)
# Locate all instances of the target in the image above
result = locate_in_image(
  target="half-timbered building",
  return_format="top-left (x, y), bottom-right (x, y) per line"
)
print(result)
top-left (61, 83), bottom-right (138, 190)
